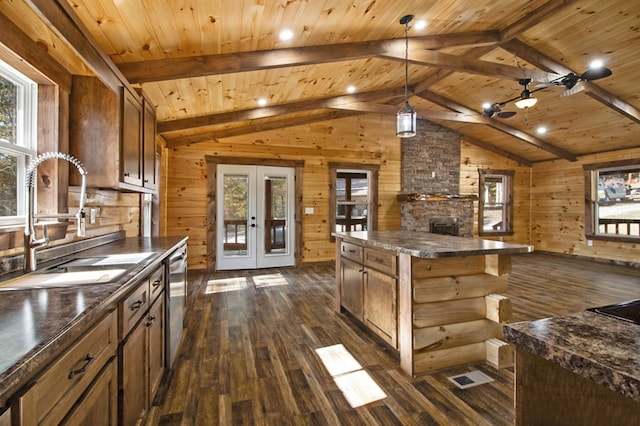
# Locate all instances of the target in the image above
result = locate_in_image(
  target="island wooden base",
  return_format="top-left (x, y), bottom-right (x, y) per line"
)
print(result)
top-left (515, 349), bottom-right (640, 426)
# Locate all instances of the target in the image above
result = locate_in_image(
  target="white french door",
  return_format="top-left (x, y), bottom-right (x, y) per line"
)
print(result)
top-left (216, 164), bottom-right (295, 270)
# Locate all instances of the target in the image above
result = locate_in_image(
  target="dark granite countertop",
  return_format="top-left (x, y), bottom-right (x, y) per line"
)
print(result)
top-left (332, 230), bottom-right (533, 258)
top-left (0, 235), bottom-right (187, 405)
top-left (504, 311), bottom-right (640, 401)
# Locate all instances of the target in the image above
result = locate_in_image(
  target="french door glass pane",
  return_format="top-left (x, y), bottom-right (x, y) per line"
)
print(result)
top-left (222, 174), bottom-right (249, 256)
top-left (264, 174), bottom-right (287, 254)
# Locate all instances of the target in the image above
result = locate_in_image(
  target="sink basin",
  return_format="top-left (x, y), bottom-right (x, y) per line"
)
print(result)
top-left (0, 253), bottom-right (155, 289)
top-left (588, 299), bottom-right (640, 324)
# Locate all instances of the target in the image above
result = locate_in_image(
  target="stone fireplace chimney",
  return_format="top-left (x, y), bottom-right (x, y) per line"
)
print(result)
top-left (399, 119), bottom-right (476, 237)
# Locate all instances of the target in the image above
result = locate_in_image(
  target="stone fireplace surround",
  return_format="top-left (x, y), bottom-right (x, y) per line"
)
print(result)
top-left (399, 119), bottom-right (476, 237)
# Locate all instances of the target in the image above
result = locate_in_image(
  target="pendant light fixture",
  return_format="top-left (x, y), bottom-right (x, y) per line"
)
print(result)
top-left (397, 14), bottom-right (416, 138)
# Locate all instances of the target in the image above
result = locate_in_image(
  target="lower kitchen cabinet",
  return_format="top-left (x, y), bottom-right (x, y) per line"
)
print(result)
top-left (11, 310), bottom-right (118, 425)
top-left (340, 257), bottom-right (364, 320)
top-left (338, 242), bottom-right (398, 348)
top-left (119, 266), bottom-right (165, 425)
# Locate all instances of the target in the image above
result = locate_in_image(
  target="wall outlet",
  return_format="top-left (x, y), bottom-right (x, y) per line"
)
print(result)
top-left (587, 239), bottom-right (593, 247)
top-left (90, 208), bottom-right (97, 224)
top-left (305, 207), bottom-right (314, 215)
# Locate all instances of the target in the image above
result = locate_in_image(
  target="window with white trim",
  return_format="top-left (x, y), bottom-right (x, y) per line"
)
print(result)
top-left (0, 59), bottom-right (37, 225)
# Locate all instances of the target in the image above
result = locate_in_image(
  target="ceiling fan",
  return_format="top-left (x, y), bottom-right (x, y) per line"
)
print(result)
top-left (483, 64), bottom-right (613, 119)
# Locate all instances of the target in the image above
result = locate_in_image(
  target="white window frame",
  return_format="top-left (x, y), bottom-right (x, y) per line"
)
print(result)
top-left (0, 59), bottom-right (38, 226)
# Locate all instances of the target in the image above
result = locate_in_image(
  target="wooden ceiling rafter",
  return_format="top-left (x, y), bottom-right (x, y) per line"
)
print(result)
top-left (119, 31), bottom-right (501, 84)
top-left (164, 110), bottom-right (362, 148)
top-left (415, 90), bottom-right (578, 162)
top-left (502, 39), bottom-right (640, 125)
top-left (158, 87), bottom-right (407, 134)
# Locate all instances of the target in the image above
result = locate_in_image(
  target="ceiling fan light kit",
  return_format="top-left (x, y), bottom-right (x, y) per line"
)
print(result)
top-left (397, 14), bottom-right (416, 138)
top-left (484, 64), bottom-right (612, 118)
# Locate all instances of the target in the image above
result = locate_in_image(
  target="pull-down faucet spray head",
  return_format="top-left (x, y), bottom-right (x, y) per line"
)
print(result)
top-left (24, 152), bottom-right (88, 272)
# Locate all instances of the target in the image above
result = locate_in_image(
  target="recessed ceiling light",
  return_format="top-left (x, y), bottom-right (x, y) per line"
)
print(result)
top-left (414, 20), bottom-right (427, 30)
top-left (279, 29), bottom-right (294, 41)
top-left (537, 126), bottom-right (547, 135)
top-left (257, 98), bottom-right (267, 106)
top-left (347, 85), bottom-right (356, 94)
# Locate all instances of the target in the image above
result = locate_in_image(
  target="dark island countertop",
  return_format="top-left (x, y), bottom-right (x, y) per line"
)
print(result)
top-left (504, 311), bottom-right (640, 401)
top-left (333, 230), bottom-right (533, 258)
top-left (0, 235), bottom-right (187, 406)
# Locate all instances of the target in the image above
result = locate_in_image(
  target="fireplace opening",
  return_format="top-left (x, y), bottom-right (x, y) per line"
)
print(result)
top-left (429, 217), bottom-right (459, 236)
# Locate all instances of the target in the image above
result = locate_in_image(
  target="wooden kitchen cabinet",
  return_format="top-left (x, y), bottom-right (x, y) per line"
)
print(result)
top-left (69, 76), bottom-right (155, 193)
top-left (140, 91), bottom-right (157, 191)
top-left (121, 87), bottom-right (143, 188)
top-left (340, 257), bottom-right (364, 320)
top-left (12, 310), bottom-right (118, 425)
top-left (119, 265), bottom-right (165, 425)
top-left (338, 241), bottom-right (398, 347)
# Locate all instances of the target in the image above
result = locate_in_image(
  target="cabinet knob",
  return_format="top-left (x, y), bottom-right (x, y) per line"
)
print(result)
top-left (124, 172), bottom-right (130, 177)
top-left (152, 279), bottom-right (161, 287)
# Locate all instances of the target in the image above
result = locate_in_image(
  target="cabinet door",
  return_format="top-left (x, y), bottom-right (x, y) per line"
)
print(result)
top-left (340, 257), bottom-right (364, 320)
top-left (364, 268), bottom-right (397, 348)
top-left (142, 98), bottom-right (157, 190)
top-left (147, 296), bottom-right (165, 405)
top-left (120, 317), bottom-right (148, 426)
top-left (122, 88), bottom-right (143, 187)
top-left (63, 358), bottom-right (118, 426)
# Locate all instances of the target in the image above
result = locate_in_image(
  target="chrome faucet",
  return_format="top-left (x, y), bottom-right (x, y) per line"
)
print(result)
top-left (24, 152), bottom-right (88, 272)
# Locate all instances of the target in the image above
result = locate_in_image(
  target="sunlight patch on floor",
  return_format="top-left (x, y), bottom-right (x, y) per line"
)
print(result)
top-left (205, 277), bottom-right (249, 294)
top-left (315, 343), bottom-right (387, 408)
top-left (252, 273), bottom-right (290, 288)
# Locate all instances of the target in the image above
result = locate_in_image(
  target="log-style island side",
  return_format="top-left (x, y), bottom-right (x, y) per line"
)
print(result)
top-left (333, 231), bottom-right (533, 376)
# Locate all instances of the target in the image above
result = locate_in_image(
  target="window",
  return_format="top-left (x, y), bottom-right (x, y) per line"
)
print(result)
top-left (478, 169), bottom-right (514, 236)
top-left (329, 163), bottom-right (379, 240)
top-left (584, 160), bottom-right (640, 242)
top-left (0, 59), bottom-right (37, 225)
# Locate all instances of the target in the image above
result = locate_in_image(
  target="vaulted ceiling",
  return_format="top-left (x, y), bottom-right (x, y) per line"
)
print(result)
top-left (4, 0), bottom-right (640, 165)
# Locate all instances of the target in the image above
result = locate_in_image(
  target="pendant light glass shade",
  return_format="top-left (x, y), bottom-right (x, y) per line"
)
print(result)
top-left (397, 15), bottom-right (416, 138)
top-left (397, 103), bottom-right (416, 137)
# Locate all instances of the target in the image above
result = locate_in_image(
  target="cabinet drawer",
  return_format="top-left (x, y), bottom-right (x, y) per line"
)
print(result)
top-left (149, 266), bottom-right (165, 303)
top-left (364, 247), bottom-right (397, 276)
top-left (340, 241), bottom-right (363, 262)
top-left (15, 310), bottom-right (117, 426)
top-left (120, 280), bottom-right (149, 338)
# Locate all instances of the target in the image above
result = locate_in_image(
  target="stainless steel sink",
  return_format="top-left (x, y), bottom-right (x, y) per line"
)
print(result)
top-left (588, 299), bottom-right (640, 324)
top-left (0, 253), bottom-right (154, 289)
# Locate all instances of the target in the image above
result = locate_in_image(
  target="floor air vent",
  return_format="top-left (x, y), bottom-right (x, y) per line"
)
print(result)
top-left (447, 370), bottom-right (494, 389)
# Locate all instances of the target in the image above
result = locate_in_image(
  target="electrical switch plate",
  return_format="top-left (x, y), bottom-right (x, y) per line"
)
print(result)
top-left (305, 207), bottom-right (314, 214)
top-left (90, 208), bottom-right (96, 224)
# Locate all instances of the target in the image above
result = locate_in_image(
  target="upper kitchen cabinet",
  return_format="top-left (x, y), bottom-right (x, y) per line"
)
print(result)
top-left (69, 75), bottom-right (156, 193)
top-left (139, 90), bottom-right (157, 191)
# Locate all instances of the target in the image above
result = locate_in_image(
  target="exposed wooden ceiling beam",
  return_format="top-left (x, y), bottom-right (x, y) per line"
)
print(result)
top-left (462, 136), bottom-right (532, 167)
top-left (502, 39), bottom-right (640, 125)
top-left (380, 49), bottom-right (560, 83)
top-left (330, 101), bottom-right (486, 124)
top-left (158, 87), bottom-right (406, 133)
top-left (499, 0), bottom-right (580, 42)
top-left (119, 31), bottom-right (500, 84)
top-left (164, 110), bottom-right (362, 148)
top-left (416, 90), bottom-right (578, 162)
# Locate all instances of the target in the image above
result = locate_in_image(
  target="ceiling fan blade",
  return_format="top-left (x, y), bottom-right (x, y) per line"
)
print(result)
top-left (580, 66), bottom-right (612, 81)
top-left (497, 111), bottom-right (516, 118)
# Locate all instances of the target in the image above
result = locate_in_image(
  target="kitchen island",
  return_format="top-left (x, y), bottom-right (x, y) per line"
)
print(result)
top-left (504, 311), bottom-right (640, 425)
top-left (333, 231), bottom-right (532, 376)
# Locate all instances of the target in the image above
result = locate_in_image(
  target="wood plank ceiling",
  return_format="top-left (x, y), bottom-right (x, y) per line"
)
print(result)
top-left (32, 0), bottom-right (640, 163)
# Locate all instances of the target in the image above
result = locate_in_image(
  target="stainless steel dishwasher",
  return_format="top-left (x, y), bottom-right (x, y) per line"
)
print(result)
top-left (166, 244), bottom-right (187, 368)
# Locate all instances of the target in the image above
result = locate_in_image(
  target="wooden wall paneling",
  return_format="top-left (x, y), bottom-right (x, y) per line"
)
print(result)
top-left (531, 147), bottom-right (640, 263)
top-left (166, 114), bottom-right (402, 269)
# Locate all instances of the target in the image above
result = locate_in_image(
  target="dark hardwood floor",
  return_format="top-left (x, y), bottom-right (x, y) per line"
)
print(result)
top-left (147, 253), bottom-right (640, 425)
